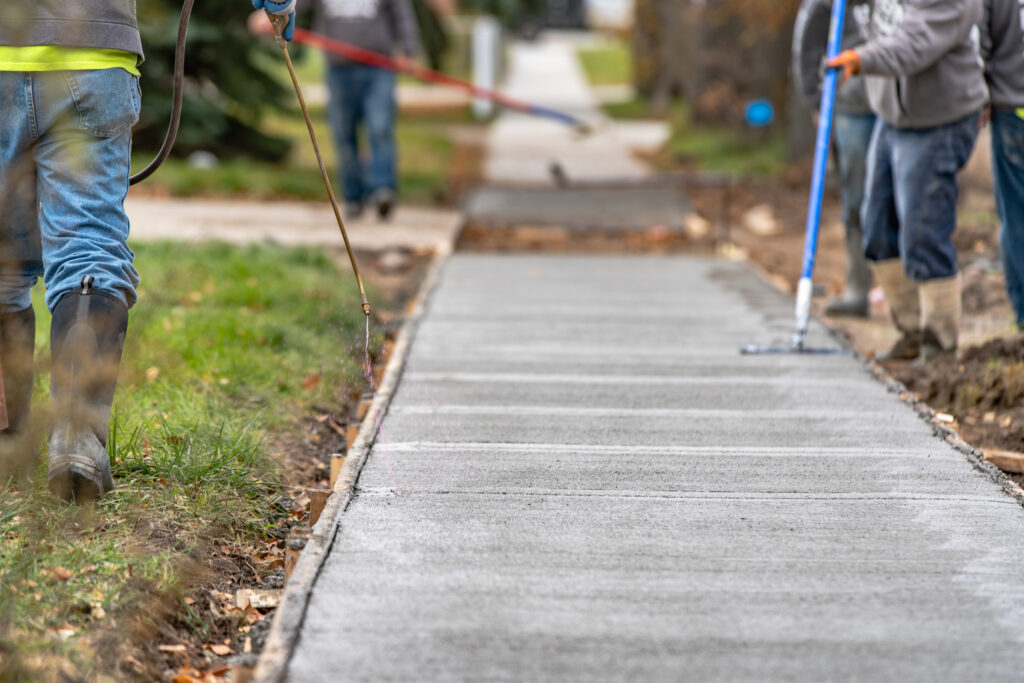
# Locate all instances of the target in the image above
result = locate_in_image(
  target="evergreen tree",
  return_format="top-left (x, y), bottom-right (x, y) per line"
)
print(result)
top-left (134, 0), bottom-right (292, 161)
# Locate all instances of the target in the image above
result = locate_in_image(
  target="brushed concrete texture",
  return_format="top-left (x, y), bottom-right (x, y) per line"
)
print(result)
top-left (287, 255), bottom-right (1024, 682)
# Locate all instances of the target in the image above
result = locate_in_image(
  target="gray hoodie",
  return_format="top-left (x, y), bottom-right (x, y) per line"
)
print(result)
top-left (980, 0), bottom-right (1024, 109)
top-left (295, 0), bottom-right (420, 65)
top-left (0, 1), bottom-right (142, 58)
top-left (793, 0), bottom-right (873, 115)
top-left (851, 0), bottom-right (987, 129)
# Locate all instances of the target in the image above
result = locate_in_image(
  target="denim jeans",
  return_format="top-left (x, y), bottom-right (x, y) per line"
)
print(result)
top-left (326, 64), bottom-right (397, 204)
top-left (862, 112), bottom-right (980, 282)
top-left (833, 112), bottom-right (877, 295)
top-left (992, 107), bottom-right (1024, 325)
top-left (0, 68), bottom-right (140, 313)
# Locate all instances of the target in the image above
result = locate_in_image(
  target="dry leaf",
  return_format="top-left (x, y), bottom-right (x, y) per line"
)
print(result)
top-left (244, 637), bottom-right (253, 654)
top-left (172, 675), bottom-right (198, 683)
top-left (47, 566), bottom-right (73, 581)
top-left (184, 597), bottom-right (197, 606)
top-left (206, 644), bottom-right (232, 656)
top-left (46, 625), bottom-right (76, 642)
top-left (302, 374), bottom-right (322, 391)
top-left (159, 644), bottom-right (188, 655)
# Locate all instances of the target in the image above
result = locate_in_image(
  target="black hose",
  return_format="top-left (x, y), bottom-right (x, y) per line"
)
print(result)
top-left (129, 0), bottom-right (196, 185)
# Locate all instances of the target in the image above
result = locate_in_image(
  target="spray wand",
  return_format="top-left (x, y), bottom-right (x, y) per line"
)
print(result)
top-left (267, 12), bottom-right (372, 319)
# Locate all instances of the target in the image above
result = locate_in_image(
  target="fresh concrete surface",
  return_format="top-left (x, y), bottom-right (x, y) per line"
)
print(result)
top-left (464, 185), bottom-right (693, 231)
top-left (125, 196), bottom-right (461, 252)
top-left (285, 254), bottom-right (1024, 682)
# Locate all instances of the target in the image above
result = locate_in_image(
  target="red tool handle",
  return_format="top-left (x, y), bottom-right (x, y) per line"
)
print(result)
top-left (289, 27), bottom-right (579, 126)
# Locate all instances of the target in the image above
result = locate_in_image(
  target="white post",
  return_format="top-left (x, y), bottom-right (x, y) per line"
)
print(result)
top-left (472, 16), bottom-right (501, 120)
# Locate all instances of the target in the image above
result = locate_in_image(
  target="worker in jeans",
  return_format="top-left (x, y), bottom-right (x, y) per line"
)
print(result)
top-left (254, 0), bottom-right (421, 221)
top-left (829, 0), bottom-right (987, 362)
top-left (793, 0), bottom-right (876, 318)
top-left (0, 1), bottom-right (296, 501)
top-left (981, 0), bottom-right (1024, 330)
top-left (0, 2), bottom-right (149, 500)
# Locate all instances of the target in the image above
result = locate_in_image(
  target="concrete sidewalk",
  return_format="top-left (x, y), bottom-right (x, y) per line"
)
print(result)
top-left (484, 36), bottom-right (667, 184)
top-left (125, 196), bottom-right (461, 253)
top-left (273, 254), bottom-right (1024, 681)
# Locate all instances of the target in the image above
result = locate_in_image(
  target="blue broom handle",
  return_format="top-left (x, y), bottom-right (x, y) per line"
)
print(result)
top-left (794, 0), bottom-right (847, 345)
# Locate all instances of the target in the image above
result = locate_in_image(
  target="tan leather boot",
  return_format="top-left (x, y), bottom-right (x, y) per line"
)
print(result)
top-left (918, 274), bottom-right (962, 363)
top-left (872, 259), bottom-right (921, 361)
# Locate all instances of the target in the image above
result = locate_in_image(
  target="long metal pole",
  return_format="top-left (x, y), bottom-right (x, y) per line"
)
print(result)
top-left (267, 12), bottom-right (371, 319)
top-left (793, 0), bottom-right (847, 349)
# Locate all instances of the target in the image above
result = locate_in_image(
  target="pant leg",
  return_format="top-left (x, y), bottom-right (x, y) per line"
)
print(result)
top-left (0, 72), bottom-right (42, 313)
top-left (327, 64), bottom-right (366, 204)
top-left (862, 119), bottom-right (902, 264)
top-left (834, 112), bottom-right (877, 295)
top-left (992, 108), bottom-right (1024, 324)
top-left (891, 113), bottom-right (979, 283)
top-left (363, 67), bottom-right (398, 194)
top-left (31, 69), bottom-right (141, 311)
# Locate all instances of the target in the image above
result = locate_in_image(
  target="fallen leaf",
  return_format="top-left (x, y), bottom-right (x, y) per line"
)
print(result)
top-left (158, 644), bottom-right (188, 655)
top-left (205, 643), bottom-right (232, 656)
top-left (92, 606), bottom-right (107, 620)
top-left (46, 566), bottom-right (73, 581)
top-left (172, 675), bottom-right (197, 683)
top-left (302, 374), bottom-right (322, 391)
top-left (244, 637), bottom-right (253, 654)
top-left (79, 565), bottom-right (98, 575)
top-left (235, 589), bottom-right (282, 610)
top-left (184, 597), bottom-right (196, 606)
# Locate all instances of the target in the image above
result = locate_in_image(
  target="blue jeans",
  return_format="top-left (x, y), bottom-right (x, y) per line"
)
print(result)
top-left (992, 107), bottom-right (1024, 324)
top-left (326, 64), bottom-right (397, 204)
top-left (862, 113), bottom-right (980, 282)
top-left (834, 112), bottom-right (877, 294)
top-left (0, 69), bottom-right (140, 313)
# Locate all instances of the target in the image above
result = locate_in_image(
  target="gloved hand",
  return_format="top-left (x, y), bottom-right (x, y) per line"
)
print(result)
top-left (252, 0), bottom-right (295, 41)
top-left (827, 50), bottom-right (861, 84)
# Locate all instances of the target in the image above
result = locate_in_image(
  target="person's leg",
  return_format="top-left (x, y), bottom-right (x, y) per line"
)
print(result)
top-left (32, 69), bottom-right (141, 500)
top-left (862, 120), bottom-right (921, 360)
top-left (326, 64), bottom-right (366, 213)
top-left (892, 113), bottom-right (979, 359)
top-left (827, 112), bottom-right (877, 317)
top-left (0, 72), bottom-right (43, 479)
top-left (992, 108), bottom-right (1024, 327)
top-left (363, 67), bottom-right (398, 220)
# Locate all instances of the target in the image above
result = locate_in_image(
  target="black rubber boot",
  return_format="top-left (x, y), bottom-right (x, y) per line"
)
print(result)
top-left (0, 306), bottom-right (37, 478)
top-left (47, 278), bottom-right (128, 502)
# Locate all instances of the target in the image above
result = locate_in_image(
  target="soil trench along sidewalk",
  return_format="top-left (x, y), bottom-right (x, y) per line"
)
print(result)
top-left (262, 254), bottom-right (1024, 682)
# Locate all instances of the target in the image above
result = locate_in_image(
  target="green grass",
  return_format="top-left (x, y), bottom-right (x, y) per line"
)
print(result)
top-left (0, 242), bottom-right (379, 680)
top-left (665, 101), bottom-right (787, 178)
top-left (133, 105), bottom-right (458, 203)
top-left (576, 41), bottom-right (633, 87)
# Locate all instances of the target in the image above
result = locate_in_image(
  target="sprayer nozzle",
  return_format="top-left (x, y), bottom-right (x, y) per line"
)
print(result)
top-left (362, 302), bottom-right (371, 317)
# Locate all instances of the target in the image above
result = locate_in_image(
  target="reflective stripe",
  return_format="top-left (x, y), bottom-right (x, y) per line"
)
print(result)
top-left (0, 47), bottom-right (139, 76)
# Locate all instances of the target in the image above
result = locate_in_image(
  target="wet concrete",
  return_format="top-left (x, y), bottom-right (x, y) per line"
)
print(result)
top-left (285, 254), bottom-right (1024, 682)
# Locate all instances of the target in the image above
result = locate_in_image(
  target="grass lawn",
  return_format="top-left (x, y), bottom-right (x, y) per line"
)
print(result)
top-left (576, 40), bottom-right (633, 87)
top-left (603, 98), bottom-right (788, 178)
top-left (0, 242), bottom-right (379, 680)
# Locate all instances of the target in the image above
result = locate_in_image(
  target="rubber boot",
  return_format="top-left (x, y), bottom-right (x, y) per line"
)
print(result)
top-left (47, 277), bottom-right (128, 502)
top-left (0, 306), bottom-right (36, 479)
top-left (873, 259), bottom-right (921, 361)
top-left (918, 274), bottom-right (961, 364)
top-left (825, 215), bottom-right (871, 318)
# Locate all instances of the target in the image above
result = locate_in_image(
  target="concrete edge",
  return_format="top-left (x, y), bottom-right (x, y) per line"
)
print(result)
top-left (253, 247), bottom-right (452, 683)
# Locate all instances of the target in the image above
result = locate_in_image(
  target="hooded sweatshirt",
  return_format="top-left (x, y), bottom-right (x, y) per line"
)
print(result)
top-left (0, 1), bottom-right (142, 59)
top-left (980, 0), bottom-right (1024, 109)
top-left (793, 0), bottom-right (873, 115)
top-left (850, 0), bottom-right (987, 129)
top-left (295, 0), bottom-right (420, 65)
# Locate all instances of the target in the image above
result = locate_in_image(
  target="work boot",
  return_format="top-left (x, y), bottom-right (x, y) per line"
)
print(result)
top-left (372, 188), bottom-right (396, 222)
top-left (917, 274), bottom-right (962, 364)
top-left (47, 277), bottom-right (128, 502)
top-left (873, 259), bottom-right (921, 362)
top-left (825, 215), bottom-right (872, 318)
top-left (0, 306), bottom-right (37, 479)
